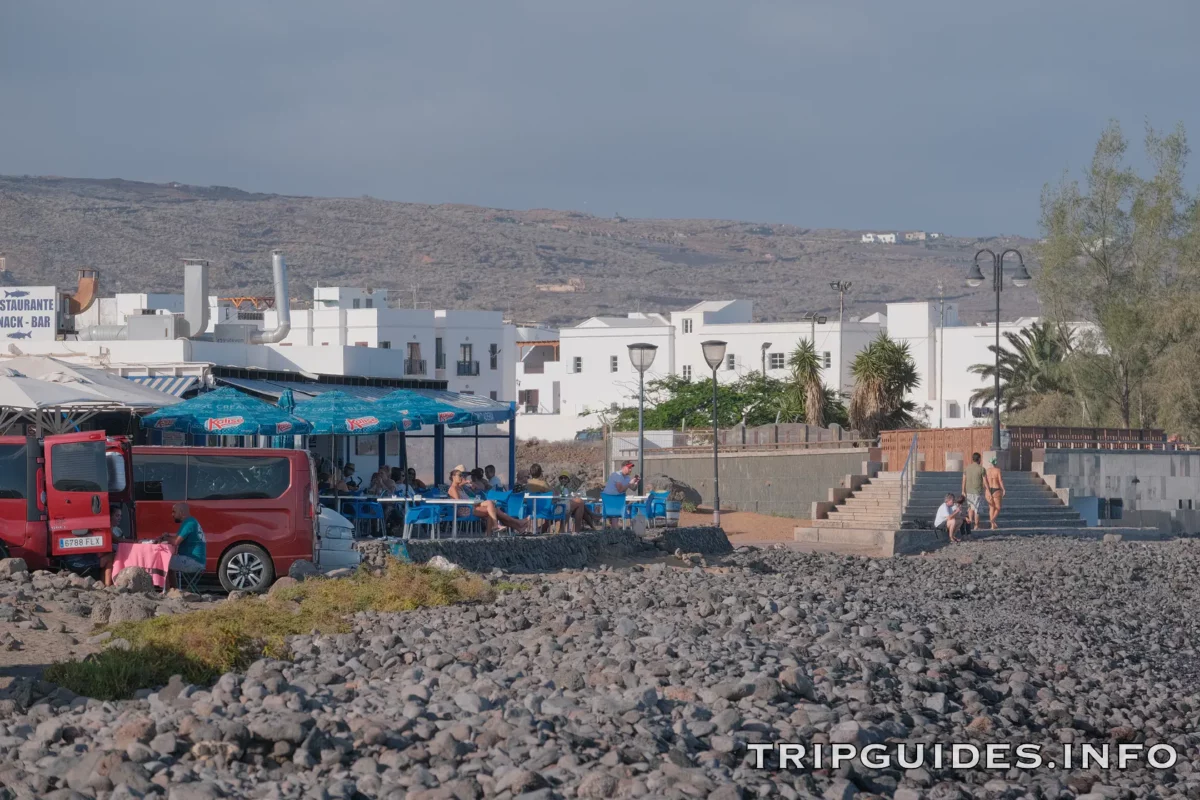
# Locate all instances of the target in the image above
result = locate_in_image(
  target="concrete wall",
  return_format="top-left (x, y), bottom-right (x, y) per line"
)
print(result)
top-left (639, 448), bottom-right (871, 518)
top-left (1039, 449), bottom-right (1200, 534)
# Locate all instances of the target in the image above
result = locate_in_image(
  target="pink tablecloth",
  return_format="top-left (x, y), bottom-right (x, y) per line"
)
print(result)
top-left (112, 542), bottom-right (173, 589)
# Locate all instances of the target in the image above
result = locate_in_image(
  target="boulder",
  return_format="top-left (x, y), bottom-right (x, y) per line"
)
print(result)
top-left (114, 567), bottom-right (154, 593)
top-left (287, 560), bottom-right (319, 581)
top-left (0, 558), bottom-right (28, 576)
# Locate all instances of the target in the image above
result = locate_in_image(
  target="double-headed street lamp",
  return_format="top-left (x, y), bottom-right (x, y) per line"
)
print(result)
top-left (627, 343), bottom-right (658, 491)
top-left (701, 340), bottom-right (727, 527)
top-left (967, 248), bottom-right (1031, 450)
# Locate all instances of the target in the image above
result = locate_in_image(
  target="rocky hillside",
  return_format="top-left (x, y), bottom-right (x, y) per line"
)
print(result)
top-left (0, 175), bottom-right (1041, 325)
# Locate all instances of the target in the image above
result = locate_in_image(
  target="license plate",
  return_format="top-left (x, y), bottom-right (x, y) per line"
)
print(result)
top-left (59, 535), bottom-right (104, 550)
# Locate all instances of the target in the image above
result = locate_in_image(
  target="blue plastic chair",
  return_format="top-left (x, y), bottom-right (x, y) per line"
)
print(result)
top-left (437, 503), bottom-right (483, 538)
top-left (526, 494), bottom-right (567, 533)
top-left (645, 491), bottom-right (669, 527)
top-left (486, 489), bottom-right (510, 504)
top-left (601, 493), bottom-right (630, 528)
top-left (403, 505), bottom-right (441, 540)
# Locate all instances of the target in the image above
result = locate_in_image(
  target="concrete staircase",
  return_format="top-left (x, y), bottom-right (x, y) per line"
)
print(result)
top-left (812, 471), bottom-right (903, 530)
top-left (903, 471), bottom-right (1086, 529)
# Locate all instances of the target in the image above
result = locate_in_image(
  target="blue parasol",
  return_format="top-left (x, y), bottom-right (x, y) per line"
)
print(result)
top-left (141, 386), bottom-right (312, 436)
top-left (377, 389), bottom-right (474, 428)
top-left (291, 391), bottom-right (418, 435)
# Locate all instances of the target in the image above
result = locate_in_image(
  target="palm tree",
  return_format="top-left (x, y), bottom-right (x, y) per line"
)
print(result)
top-left (784, 340), bottom-right (827, 426)
top-left (969, 322), bottom-right (1073, 414)
top-left (848, 334), bottom-right (921, 437)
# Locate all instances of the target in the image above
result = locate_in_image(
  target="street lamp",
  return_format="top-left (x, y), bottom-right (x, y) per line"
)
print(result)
top-left (968, 248), bottom-right (1030, 450)
top-left (802, 311), bottom-right (828, 347)
top-left (701, 340), bottom-right (727, 527)
top-left (829, 281), bottom-right (853, 324)
top-left (760, 342), bottom-right (772, 376)
top-left (627, 343), bottom-right (658, 493)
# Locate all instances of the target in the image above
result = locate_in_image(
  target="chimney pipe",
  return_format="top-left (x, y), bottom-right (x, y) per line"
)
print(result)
top-left (182, 259), bottom-right (210, 338)
top-left (250, 250), bottom-right (291, 344)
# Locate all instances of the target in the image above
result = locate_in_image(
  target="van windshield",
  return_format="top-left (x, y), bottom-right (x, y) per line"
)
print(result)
top-left (0, 445), bottom-right (26, 499)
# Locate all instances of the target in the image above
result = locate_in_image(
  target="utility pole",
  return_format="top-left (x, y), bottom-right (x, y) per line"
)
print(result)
top-left (410, 283), bottom-right (419, 309)
top-left (937, 281), bottom-right (944, 428)
top-left (829, 280), bottom-right (852, 324)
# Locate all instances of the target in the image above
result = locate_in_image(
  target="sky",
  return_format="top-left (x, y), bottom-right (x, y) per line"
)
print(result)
top-left (1, 1), bottom-right (1198, 236)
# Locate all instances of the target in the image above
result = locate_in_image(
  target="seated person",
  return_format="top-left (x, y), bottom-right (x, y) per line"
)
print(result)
top-left (406, 467), bottom-right (427, 492)
top-left (98, 506), bottom-right (125, 587)
top-left (525, 463), bottom-right (552, 494)
top-left (484, 464), bottom-right (503, 490)
top-left (469, 468), bottom-right (491, 496)
top-left (342, 463), bottom-right (361, 491)
top-left (557, 473), bottom-right (595, 531)
top-left (367, 465), bottom-right (397, 495)
top-left (164, 502), bottom-right (206, 587)
top-left (317, 471), bottom-right (333, 493)
top-left (449, 467), bottom-right (529, 535)
top-left (933, 493), bottom-right (964, 543)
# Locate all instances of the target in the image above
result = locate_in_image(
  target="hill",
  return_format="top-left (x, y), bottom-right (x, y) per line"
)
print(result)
top-left (0, 175), bottom-right (1041, 325)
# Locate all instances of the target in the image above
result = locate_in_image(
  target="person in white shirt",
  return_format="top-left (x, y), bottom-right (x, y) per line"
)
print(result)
top-left (484, 464), bottom-right (503, 491)
top-left (604, 461), bottom-right (640, 495)
top-left (933, 493), bottom-right (963, 543)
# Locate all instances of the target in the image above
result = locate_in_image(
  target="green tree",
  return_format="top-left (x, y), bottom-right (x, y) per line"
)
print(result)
top-left (848, 333), bottom-right (920, 437)
top-left (968, 322), bottom-right (1073, 414)
top-left (783, 340), bottom-right (827, 426)
top-left (1038, 121), bottom-right (1195, 428)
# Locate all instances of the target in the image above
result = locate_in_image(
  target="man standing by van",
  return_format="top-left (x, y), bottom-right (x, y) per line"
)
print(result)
top-left (961, 452), bottom-right (986, 530)
top-left (165, 502), bottom-right (206, 587)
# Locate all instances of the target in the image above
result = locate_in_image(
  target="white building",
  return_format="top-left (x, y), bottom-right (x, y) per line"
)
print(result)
top-left (515, 300), bottom-right (879, 440)
top-left (30, 285), bottom-right (514, 402)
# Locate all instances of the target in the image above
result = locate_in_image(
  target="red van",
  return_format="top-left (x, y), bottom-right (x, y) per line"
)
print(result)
top-left (131, 446), bottom-right (317, 592)
top-left (0, 432), bottom-right (136, 571)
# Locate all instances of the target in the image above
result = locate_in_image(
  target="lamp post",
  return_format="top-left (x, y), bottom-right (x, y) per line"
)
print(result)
top-left (967, 249), bottom-right (1030, 450)
top-left (701, 340), bottom-right (727, 527)
top-left (760, 342), bottom-right (772, 377)
top-left (829, 281), bottom-right (853, 325)
top-left (937, 281), bottom-right (944, 429)
top-left (627, 343), bottom-right (658, 492)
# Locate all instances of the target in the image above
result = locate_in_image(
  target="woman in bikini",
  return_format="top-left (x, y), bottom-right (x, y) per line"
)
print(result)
top-left (984, 456), bottom-right (1006, 530)
top-left (448, 467), bottom-right (529, 535)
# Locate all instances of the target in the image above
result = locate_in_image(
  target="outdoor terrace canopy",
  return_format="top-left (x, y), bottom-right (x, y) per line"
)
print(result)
top-left (140, 386), bottom-right (313, 437)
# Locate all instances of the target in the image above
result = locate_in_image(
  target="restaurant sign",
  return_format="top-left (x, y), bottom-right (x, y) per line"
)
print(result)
top-left (0, 286), bottom-right (57, 341)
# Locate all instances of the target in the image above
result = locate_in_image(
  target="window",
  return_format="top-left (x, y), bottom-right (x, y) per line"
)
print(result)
top-left (51, 441), bottom-right (108, 493)
top-left (682, 365), bottom-right (692, 380)
top-left (947, 401), bottom-right (961, 419)
top-left (573, 356), bottom-right (582, 373)
top-left (407, 342), bottom-right (420, 359)
top-left (352, 299), bottom-right (361, 309)
top-left (435, 337), bottom-right (444, 369)
top-left (489, 343), bottom-right (498, 370)
top-left (0, 444), bottom-right (26, 499)
top-left (822, 352), bottom-right (832, 369)
top-left (1105, 498), bottom-right (1124, 520)
top-left (379, 341), bottom-right (391, 350)
top-left (354, 341), bottom-right (368, 347)
top-left (768, 352), bottom-right (785, 370)
top-left (133, 453), bottom-right (187, 502)
top-left (460, 343), bottom-right (473, 362)
top-left (726, 353), bottom-right (736, 371)
top-left (682, 319), bottom-right (693, 334)
top-left (186, 455), bottom-right (291, 500)
top-left (610, 355), bottom-right (619, 373)
top-left (490, 391), bottom-right (498, 400)
top-left (365, 299), bottom-right (374, 309)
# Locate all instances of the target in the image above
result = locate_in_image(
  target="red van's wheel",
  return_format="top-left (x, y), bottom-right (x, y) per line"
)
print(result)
top-left (218, 544), bottom-right (274, 593)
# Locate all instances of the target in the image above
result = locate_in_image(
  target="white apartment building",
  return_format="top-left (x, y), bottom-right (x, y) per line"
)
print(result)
top-left (515, 300), bottom-right (879, 440)
top-left (38, 287), bottom-right (515, 401)
top-left (514, 297), bottom-right (1086, 440)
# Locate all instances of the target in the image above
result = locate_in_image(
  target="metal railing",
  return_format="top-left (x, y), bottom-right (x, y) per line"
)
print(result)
top-left (615, 438), bottom-right (875, 458)
top-left (897, 433), bottom-right (918, 515)
top-left (456, 360), bottom-right (480, 376)
top-left (404, 358), bottom-right (426, 375)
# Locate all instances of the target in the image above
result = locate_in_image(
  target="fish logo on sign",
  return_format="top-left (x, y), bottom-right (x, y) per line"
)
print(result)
top-left (345, 416), bottom-right (379, 432)
top-left (205, 416), bottom-right (245, 432)
top-left (6, 332), bottom-right (32, 339)
top-left (275, 421), bottom-right (293, 434)
top-left (154, 418), bottom-right (177, 429)
top-left (3, 290), bottom-right (29, 298)
top-left (437, 411), bottom-right (455, 423)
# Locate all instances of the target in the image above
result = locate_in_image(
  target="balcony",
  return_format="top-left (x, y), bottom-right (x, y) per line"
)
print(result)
top-left (457, 360), bottom-right (480, 377)
top-left (404, 358), bottom-right (426, 376)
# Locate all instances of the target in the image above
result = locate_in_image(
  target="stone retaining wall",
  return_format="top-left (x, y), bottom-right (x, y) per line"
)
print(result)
top-left (646, 526), bottom-right (733, 555)
top-left (353, 526), bottom-right (733, 573)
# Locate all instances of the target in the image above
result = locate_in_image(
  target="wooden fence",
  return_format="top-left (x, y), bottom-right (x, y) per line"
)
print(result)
top-left (880, 426), bottom-right (1171, 472)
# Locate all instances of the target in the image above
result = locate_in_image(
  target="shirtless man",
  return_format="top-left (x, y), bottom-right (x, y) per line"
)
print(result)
top-left (984, 456), bottom-right (1006, 530)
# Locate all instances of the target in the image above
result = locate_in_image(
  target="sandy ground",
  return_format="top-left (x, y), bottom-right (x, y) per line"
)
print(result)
top-left (679, 508), bottom-right (801, 545)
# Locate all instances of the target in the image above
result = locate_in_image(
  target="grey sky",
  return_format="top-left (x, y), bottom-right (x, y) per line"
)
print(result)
top-left (1, 1), bottom-right (1197, 235)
